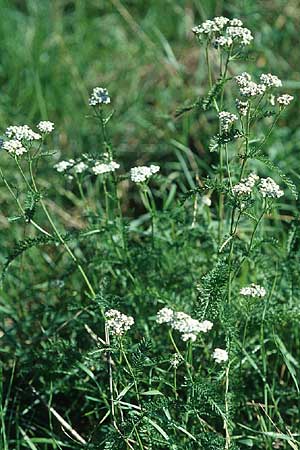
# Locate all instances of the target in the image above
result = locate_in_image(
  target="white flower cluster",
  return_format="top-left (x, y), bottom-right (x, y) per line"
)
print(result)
top-left (89, 87), bottom-right (111, 106)
top-left (259, 177), bottom-right (284, 198)
top-left (156, 307), bottom-right (213, 342)
top-left (212, 348), bottom-right (228, 364)
top-left (236, 99), bottom-right (249, 116)
top-left (202, 195), bottom-right (212, 207)
top-left (260, 73), bottom-right (282, 88)
top-left (219, 111), bottom-right (238, 132)
top-left (130, 165), bottom-right (160, 183)
top-left (236, 72), bottom-right (285, 98)
top-left (235, 72), bottom-right (266, 97)
top-left (6, 125), bottom-right (41, 141)
top-left (54, 159), bottom-right (88, 174)
top-left (240, 284), bottom-right (266, 298)
top-left (54, 159), bottom-right (75, 173)
top-left (277, 94), bottom-right (294, 107)
top-left (105, 309), bottom-right (134, 336)
top-left (226, 25), bottom-right (253, 46)
top-left (2, 139), bottom-right (27, 156)
top-left (92, 160), bottom-right (120, 175)
top-left (170, 353), bottom-right (182, 369)
top-left (232, 173), bottom-right (259, 196)
top-left (192, 17), bottom-right (253, 48)
top-left (37, 121), bottom-right (55, 134)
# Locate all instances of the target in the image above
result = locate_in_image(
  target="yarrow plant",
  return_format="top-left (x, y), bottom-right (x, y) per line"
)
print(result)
top-left (1, 13), bottom-right (298, 450)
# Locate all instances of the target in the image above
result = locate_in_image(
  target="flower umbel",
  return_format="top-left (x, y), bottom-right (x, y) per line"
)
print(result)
top-left (3, 139), bottom-right (27, 156)
top-left (130, 165), bottom-right (160, 183)
top-left (6, 125), bottom-right (41, 141)
top-left (156, 307), bottom-right (213, 342)
top-left (105, 309), bottom-right (134, 336)
top-left (259, 177), bottom-right (284, 198)
top-left (37, 121), bottom-right (55, 134)
top-left (240, 284), bottom-right (266, 298)
top-left (89, 87), bottom-right (111, 106)
top-left (213, 348), bottom-right (228, 364)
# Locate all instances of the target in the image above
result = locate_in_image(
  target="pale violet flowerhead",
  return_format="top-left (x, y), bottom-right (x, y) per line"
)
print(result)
top-left (277, 94), bottom-right (294, 107)
top-left (213, 348), bottom-right (228, 364)
top-left (240, 284), bottom-right (266, 298)
top-left (105, 309), bottom-right (134, 336)
top-left (130, 165), bottom-right (160, 183)
top-left (89, 87), bottom-right (111, 106)
top-left (37, 121), bottom-right (55, 134)
top-left (259, 177), bottom-right (284, 198)
top-left (92, 160), bottom-right (120, 175)
top-left (3, 139), bottom-right (27, 156)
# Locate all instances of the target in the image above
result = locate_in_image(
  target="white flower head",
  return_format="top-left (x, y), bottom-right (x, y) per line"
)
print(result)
top-left (192, 17), bottom-right (253, 48)
top-left (54, 159), bottom-right (75, 173)
top-left (130, 165), bottom-right (160, 183)
top-left (202, 195), bottom-right (212, 207)
top-left (277, 94), bottom-right (294, 107)
top-left (240, 284), bottom-right (266, 298)
top-left (235, 73), bottom-right (266, 97)
top-left (3, 139), bottom-right (27, 156)
top-left (232, 173), bottom-right (259, 196)
top-left (156, 307), bottom-right (174, 324)
top-left (170, 353), bottom-right (182, 368)
top-left (219, 111), bottom-right (238, 132)
top-left (105, 309), bottom-right (134, 336)
top-left (74, 161), bottom-right (88, 174)
top-left (89, 87), bottom-right (111, 106)
top-left (92, 160), bottom-right (120, 175)
top-left (226, 26), bottom-right (253, 46)
top-left (6, 125), bottom-right (41, 141)
top-left (260, 73), bottom-right (282, 88)
top-left (259, 177), bottom-right (284, 198)
top-left (236, 99), bottom-right (249, 116)
top-left (37, 121), bottom-right (55, 134)
top-left (213, 348), bottom-right (228, 364)
top-left (156, 308), bottom-right (213, 342)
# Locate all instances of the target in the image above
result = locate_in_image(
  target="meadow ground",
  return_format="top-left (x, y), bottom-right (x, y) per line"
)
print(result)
top-left (1, 1), bottom-right (300, 449)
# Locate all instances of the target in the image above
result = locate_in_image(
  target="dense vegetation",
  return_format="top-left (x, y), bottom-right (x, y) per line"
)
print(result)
top-left (1, 1), bottom-right (300, 449)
